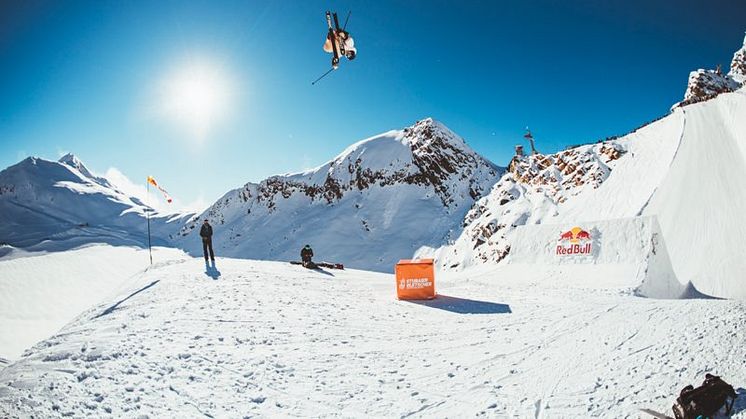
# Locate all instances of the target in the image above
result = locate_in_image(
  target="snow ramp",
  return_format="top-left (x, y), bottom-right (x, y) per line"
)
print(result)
top-left (506, 216), bottom-right (700, 299)
top-left (642, 92), bottom-right (746, 299)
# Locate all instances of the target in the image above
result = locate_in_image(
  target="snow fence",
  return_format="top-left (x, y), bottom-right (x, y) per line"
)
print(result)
top-left (506, 215), bottom-right (700, 299)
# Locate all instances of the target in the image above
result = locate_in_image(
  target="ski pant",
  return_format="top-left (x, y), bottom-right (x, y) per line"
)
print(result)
top-left (202, 238), bottom-right (215, 261)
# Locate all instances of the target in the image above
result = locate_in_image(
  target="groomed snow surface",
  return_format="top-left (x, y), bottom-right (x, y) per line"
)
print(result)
top-left (0, 245), bottom-right (188, 361)
top-left (1, 249), bottom-right (744, 418)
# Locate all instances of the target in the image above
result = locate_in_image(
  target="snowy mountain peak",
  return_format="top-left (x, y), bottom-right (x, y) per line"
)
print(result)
top-left (0, 154), bottom-right (188, 250)
top-left (729, 32), bottom-right (746, 83)
top-left (675, 33), bottom-right (746, 108)
top-left (56, 152), bottom-right (104, 184)
top-left (58, 152), bottom-right (81, 166)
top-left (403, 117), bottom-right (467, 149)
top-left (177, 119), bottom-right (503, 271)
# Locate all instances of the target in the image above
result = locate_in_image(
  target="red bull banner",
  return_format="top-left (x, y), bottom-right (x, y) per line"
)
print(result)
top-left (556, 226), bottom-right (592, 256)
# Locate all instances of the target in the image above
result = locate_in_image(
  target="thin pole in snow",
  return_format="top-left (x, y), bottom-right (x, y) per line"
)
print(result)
top-left (147, 182), bottom-right (152, 265)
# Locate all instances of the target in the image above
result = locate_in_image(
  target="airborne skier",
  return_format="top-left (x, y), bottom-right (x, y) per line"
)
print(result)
top-left (312, 11), bottom-right (356, 84)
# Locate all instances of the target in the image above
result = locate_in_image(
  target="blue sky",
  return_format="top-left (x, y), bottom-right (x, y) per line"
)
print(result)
top-left (1, 0), bottom-right (744, 209)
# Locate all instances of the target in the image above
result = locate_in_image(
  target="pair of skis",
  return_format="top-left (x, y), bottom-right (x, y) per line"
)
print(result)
top-left (312, 11), bottom-right (351, 85)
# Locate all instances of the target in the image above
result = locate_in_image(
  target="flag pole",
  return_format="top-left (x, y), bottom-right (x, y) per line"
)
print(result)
top-left (147, 181), bottom-right (152, 265)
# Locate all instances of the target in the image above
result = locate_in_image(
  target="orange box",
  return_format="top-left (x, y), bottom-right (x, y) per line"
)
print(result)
top-left (395, 259), bottom-right (435, 300)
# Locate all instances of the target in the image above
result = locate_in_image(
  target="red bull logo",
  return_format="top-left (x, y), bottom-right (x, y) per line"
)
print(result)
top-left (556, 226), bottom-right (592, 256)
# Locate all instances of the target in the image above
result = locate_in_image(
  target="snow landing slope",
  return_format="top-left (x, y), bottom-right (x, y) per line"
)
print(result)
top-left (428, 87), bottom-right (746, 299)
top-left (0, 245), bottom-right (187, 361)
top-left (1, 256), bottom-right (744, 417)
top-left (176, 118), bottom-right (501, 272)
top-left (0, 154), bottom-right (190, 251)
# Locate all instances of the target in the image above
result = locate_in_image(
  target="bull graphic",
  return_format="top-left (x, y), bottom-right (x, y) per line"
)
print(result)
top-left (575, 230), bottom-right (591, 240)
top-left (559, 230), bottom-right (574, 241)
top-left (558, 227), bottom-right (592, 244)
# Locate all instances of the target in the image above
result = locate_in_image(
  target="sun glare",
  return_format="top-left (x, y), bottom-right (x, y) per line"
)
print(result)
top-left (157, 59), bottom-right (233, 141)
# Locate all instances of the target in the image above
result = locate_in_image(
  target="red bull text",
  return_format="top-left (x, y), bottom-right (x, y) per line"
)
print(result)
top-left (556, 226), bottom-right (592, 256)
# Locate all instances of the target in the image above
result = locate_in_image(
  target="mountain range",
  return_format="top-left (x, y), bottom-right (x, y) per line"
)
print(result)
top-left (2, 35), bottom-right (745, 298)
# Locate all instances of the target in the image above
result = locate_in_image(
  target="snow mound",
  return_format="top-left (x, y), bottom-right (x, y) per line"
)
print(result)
top-left (641, 92), bottom-right (746, 299)
top-left (507, 216), bottom-right (696, 299)
top-left (176, 118), bottom-right (502, 271)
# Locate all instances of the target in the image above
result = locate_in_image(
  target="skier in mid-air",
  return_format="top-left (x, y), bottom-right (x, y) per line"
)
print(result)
top-left (323, 25), bottom-right (356, 67)
top-left (312, 11), bottom-right (357, 84)
top-left (200, 219), bottom-right (215, 263)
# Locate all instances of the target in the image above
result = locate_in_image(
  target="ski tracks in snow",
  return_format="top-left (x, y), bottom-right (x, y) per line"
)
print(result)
top-left (0, 258), bottom-right (745, 418)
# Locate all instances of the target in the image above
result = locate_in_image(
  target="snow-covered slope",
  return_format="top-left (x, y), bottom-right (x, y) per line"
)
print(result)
top-left (0, 154), bottom-right (190, 251)
top-left (1, 256), bottom-right (744, 417)
top-left (431, 87), bottom-right (746, 299)
top-left (0, 245), bottom-right (187, 361)
top-left (176, 118), bottom-right (502, 271)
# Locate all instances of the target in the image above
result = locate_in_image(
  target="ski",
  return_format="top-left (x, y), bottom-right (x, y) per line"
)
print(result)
top-left (326, 11), bottom-right (340, 68)
top-left (289, 261), bottom-right (344, 270)
top-left (332, 12), bottom-right (346, 56)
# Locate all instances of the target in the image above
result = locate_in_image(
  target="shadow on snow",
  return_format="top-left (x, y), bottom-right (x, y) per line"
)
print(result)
top-left (205, 261), bottom-right (221, 280)
top-left (94, 280), bottom-right (160, 319)
top-left (406, 294), bottom-right (512, 315)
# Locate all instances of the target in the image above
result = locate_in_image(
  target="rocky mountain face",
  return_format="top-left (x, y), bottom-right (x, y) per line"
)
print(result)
top-left (424, 141), bottom-right (626, 268)
top-left (0, 155), bottom-right (187, 251)
top-left (177, 118), bottom-right (502, 271)
top-left (729, 33), bottom-right (746, 83)
top-left (675, 33), bottom-right (746, 108)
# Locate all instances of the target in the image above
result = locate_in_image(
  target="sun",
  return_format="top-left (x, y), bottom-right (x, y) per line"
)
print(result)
top-left (157, 59), bottom-right (233, 141)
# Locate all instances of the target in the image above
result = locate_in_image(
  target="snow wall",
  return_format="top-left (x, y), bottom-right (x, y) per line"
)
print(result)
top-left (506, 215), bottom-right (700, 299)
top-left (641, 94), bottom-right (746, 300)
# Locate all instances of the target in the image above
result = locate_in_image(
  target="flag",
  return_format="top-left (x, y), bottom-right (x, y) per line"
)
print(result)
top-left (147, 176), bottom-right (173, 203)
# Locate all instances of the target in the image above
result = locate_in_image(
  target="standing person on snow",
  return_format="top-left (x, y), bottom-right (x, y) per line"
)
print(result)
top-left (200, 219), bottom-right (215, 262)
top-left (300, 244), bottom-right (314, 268)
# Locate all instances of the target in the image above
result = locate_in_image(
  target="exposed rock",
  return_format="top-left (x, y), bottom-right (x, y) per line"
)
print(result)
top-left (676, 69), bottom-right (740, 108)
top-left (729, 33), bottom-right (746, 83)
top-left (674, 33), bottom-right (745, 108)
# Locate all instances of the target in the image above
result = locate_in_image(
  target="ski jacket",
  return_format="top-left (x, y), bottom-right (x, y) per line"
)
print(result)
top-left (301, 247), bottom-right (314, 260)
top-left (200, 223), bottom-right (213, 239)
top-left (323, 31), bottom-right (356, 54)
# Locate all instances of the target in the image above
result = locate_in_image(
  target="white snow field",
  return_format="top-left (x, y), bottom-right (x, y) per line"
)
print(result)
top-left (0, 254), bottom-right (744, 418)
top-left (0, 245), bottom-right (187, 361)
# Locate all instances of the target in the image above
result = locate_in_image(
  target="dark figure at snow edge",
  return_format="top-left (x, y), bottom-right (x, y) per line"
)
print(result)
top-left (200, 219), bottom-right (215, 262)
top-left (301, 244), bottom-right (314, 267)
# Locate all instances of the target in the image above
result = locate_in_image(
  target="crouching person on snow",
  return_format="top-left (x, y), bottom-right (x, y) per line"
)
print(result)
top-left (200, 219), bottom-right (215, 263)
top-left (301, 244), bottom-right (314, 268)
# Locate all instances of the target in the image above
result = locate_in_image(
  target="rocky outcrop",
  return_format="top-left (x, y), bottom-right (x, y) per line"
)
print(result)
top-left (674, 33), bottom-right (745, 108)
top-left (428, 141), bottom-right (626, 268)
top-left (729, 34), bottom-right (746, 83)
top-left (676, 69), bottom-right (741, 108)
